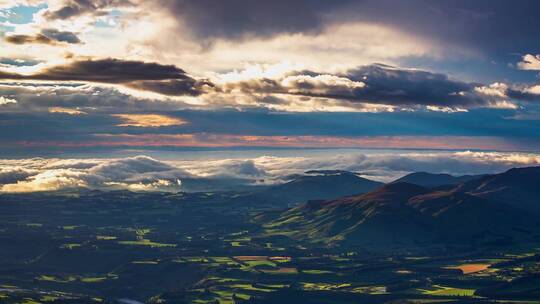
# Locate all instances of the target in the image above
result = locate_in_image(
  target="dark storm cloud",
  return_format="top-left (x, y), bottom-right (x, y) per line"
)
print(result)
top-left (161, 0), bottom-right (353, 39)
top-left (5, 34), bottom-right (53, 45)
top-left (0, 58), bottom-right (208, 96)
top-left (345, 64), bottom-right (482, 106)
top-left (126, 79), bottom-right (213, 97)
top-left (4, 29), bottom-right (81, 45)
top-left (40, 29), bottom-right (81, 44)
top-left (335, 0), bottom-right (540, 56)
top-left (28, 58), bottom-right (189, 82)
top-left (155, 0), bottom-right (540, 58)
top-left (223, 64), bottom-right (489, 107)
top-left (161, 0), bottom-right (353, 38)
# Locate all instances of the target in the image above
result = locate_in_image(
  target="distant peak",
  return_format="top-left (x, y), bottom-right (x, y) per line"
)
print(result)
top-left (504, 166), bottom-right (540, 175)
top-left (379, 182), bottom-right (428, 193)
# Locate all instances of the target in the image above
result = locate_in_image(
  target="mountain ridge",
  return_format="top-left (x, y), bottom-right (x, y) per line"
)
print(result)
top-left (392, 172), bottom-right (487, 187)
top-left (261, 166), bottom-right (540, 250)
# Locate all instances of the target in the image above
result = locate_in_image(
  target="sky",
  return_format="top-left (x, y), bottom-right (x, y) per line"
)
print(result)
top-left (0, 0), bottom-right (540, 192)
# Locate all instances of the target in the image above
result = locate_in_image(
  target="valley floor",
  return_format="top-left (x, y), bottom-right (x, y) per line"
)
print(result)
top-left (0, 191), bottom-right (539, 304)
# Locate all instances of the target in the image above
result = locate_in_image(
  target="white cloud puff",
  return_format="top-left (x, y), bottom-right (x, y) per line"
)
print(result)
top-left (0, 96), bottom-right (17, 105)
top-left (517, 54), bottom-right (540, 71)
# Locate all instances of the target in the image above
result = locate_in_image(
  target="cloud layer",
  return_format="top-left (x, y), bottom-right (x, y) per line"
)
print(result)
top-left (215, 64), bottom-right (540, 110)
top-left (4, 61), bottom-right (538, 113)
top-left (0, 156), bottom-right (188, 192)
top-left (1, 151), bottom-right (540, 193)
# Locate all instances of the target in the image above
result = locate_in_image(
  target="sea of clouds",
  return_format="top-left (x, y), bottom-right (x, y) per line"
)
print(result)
top-left (1, 150), bottom-right (539, 193)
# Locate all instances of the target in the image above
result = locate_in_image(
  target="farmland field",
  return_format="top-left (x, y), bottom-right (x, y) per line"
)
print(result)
top-left (0, 189), bottom-right (539, 304)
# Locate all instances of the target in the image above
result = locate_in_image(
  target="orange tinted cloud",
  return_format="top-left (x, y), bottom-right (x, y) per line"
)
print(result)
top-left (48, 107), bottom-right (87, 115)
top-left (112, 114), bottom-right (187, 128)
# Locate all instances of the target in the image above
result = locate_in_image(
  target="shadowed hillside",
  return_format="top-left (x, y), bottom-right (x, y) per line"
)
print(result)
top-left (262, 167), bottom-right (540, 250)
top-left (458, 166), bottom-right (540, 213)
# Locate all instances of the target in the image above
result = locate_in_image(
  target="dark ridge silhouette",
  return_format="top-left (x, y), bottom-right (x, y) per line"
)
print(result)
top-left (231, 171), bottom-right (384, 208)
top-left (392, 172), bottom-right (486, 187)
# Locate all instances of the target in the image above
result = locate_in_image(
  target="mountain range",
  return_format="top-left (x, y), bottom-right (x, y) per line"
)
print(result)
top-left (230, 171), bottom-right (383, 208)
top-left (261, 167), bottom-right (540, 250)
